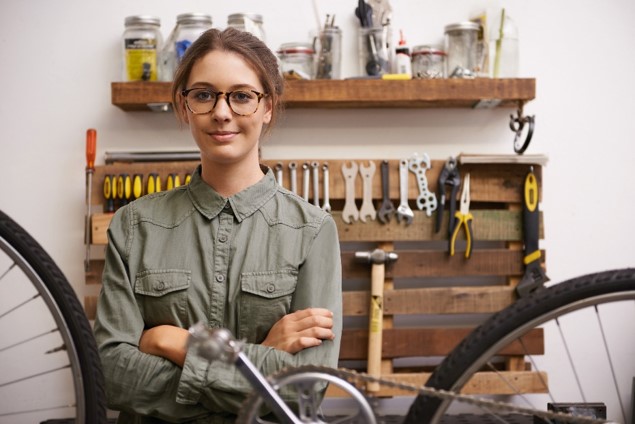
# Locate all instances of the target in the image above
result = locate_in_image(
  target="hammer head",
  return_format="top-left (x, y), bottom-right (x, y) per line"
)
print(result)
top-left (355, 248), bottom-right (398, 265)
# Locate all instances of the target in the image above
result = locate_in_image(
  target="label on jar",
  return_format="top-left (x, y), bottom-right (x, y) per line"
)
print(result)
top-left (124, 38), bottom-right (158, 81)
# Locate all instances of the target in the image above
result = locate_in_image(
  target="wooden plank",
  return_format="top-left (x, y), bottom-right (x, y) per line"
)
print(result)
top-left (339, 328), bottom-right (543, 360)
top-left (325, 371), bottom-right (548, 397)
top-left (91, 213), bottom-right (113, 245)
top-left (84, 296), bottom-right (97, 321)
top-left (85, 260), bottom-right (105, 285)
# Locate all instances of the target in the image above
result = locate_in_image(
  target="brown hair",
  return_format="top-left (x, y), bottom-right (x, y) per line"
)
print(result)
top-left (171, 27), bottom-right (284, 133)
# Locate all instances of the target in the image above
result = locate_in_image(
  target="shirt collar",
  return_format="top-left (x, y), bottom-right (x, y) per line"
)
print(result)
top-left (187, 165), bottom-right (277, 222)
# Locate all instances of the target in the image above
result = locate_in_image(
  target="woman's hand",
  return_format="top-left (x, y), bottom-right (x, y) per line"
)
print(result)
top-left (262, 308), bottom-right (335, 354)
top-left (139, 325), bottom-right (189, 367)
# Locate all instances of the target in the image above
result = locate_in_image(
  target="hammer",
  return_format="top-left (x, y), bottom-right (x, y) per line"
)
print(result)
top-left (355, 248), bottom-right (398, 392)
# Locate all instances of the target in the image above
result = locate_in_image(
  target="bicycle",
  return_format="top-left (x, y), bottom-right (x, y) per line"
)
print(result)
top-left (0, 210), bottom-right (107, 423)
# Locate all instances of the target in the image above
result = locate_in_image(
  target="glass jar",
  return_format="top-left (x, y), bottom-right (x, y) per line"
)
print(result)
top-left (315, 27), bottom-right (342, 79)
top-left (227, 13), bottom-right (265, 42)
top-left (489, 10), bottom-right (519, 78)
top-left (358, 26), bottom-right (393, 76)
top-left (122, 15), bottom-right (162, 81)
top-left (411, 45), bottom-right (446, 79)
top-left (160, 13), bottom-right (213, 81)
top-left (444, 22), bottom-right (480, 78)
top-left (277, 43), bottom-right (315, 80)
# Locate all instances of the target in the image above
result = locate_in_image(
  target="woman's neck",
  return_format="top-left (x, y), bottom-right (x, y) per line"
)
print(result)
top-left (200, 158), bottom-right (265, 198)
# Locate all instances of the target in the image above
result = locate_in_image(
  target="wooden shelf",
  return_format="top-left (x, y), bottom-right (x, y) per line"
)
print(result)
top-left (111, 78), bottom-right (535, 111)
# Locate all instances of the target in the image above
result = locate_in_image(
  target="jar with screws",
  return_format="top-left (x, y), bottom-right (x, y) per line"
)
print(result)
top-left (122, 15), bottom-right (162, 81)
top-left (227, 13), bottom-right (265, 42)
top-left (411, 45), bottom-right (446, 79)
top-left (160, 13), bottom-right (213, 81)
top-left (444, 22), bottom-right (480, 78)
top-left (277, 42), bottom-right (315, 80)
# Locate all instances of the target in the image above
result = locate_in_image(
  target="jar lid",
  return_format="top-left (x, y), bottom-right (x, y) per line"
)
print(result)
top-left (177, 13), bottom-right (212, 25)
top-left (228, 13), bottom-right (263, 24)
top-left (444, 22), bottom-right (480, 33)
top-left (412, 45), bottom-right (446, 56)
top-left (277, 42), bottom-right (314, 55)
top-left (125, 15), bottom-right (160, 27)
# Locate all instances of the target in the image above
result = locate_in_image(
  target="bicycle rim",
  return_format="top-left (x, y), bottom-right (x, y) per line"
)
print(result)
top-left (404, 268), bottom-right (635, 424)
top-left (0, 210), bottom-right (107, 423)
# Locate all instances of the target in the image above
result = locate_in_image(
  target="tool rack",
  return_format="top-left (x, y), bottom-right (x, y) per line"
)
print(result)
top-left (84, 156), bottom-right (546, 398)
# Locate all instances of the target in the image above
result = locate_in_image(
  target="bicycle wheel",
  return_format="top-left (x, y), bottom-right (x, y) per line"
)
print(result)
top-left (0, 210), bottom-right (107, 423)
top-left (404, 268), bottom-right (635, 424)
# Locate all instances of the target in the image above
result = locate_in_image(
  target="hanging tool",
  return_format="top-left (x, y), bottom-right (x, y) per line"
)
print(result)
top-left (288, 162), bottom-right (297, 194)
top-left (435, 157), bottom-right (461, 235)
top-left (184, 173), bottom-right (192, 185)
top-left (355, 248), bottom-right (398, 392)
top-left (355, 0), bottom-right (373, 27)
top-left (103, 174), bottom-right (115, 213)
top-left (311, 161), bottom-right (320, 207)
top-left (302, 162), bottom-right (310, 202)
top-left (84, 129), bottom-right (96, 272)
top-left (275, 162), bottom-right (284, 187)
top-left (516, 167), bottom-right (550, 297)
top-left (510, 102), bottom-right (535, 154)
top-left (117, 174), bottom-right (132, 207)
top-left (147, 173), bottom-right (161, 194)
top-left (408, 153), bottom-right (437, 216)
top-left (396, 159), bottom-right (414, 225)
top-left (359, 161), bottom-right (377, 222)
top-left (132, 174), bottom-right (143, 200)
top-left (341, 161), bottom-right (360, 224)
top-left (167, 173), bottom-right (181, 190)
top-left (450, 173), bottom-right (473, 259)
top-left (322, 163), bottom-right (331, 212)
top-left (377, 160), bottom-right (396, 224)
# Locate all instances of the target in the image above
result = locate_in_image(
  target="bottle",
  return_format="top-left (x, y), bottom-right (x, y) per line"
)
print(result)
top-left (444, 21), bottom-right (481, 78)
top-left (489, 8), bottom-right (519, 78)
top-left (394, 30), bottom-right (412, 77)
top-left (160, 13), bottom-right (213, 81)
top-left (122, 15), bottom-right (162, 81)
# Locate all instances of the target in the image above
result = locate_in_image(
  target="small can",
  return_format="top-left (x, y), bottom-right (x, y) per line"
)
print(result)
top-left (277, 42), bottom-right (315, 80)
top-left (122, 15), bottom-right (162, 81)
top-left (227, 13), bottom-right (266, 42)
top-left (411, 45), bottom-right (446, 79)
top-left (444, 21), bottom-right (480, 78)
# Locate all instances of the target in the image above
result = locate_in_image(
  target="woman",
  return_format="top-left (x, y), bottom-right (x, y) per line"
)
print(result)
top-left (94, 27), bottom-right (342, 423)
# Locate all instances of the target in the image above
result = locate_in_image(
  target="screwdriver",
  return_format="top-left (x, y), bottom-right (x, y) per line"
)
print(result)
top-left (84, 129), bottom-right (96, 272)
top-left (132, 174), bottom-right (143, 200)
top-left (103, 174), bottom-right (115, 213)
top-left (184, 172), bottom-right (192, 185)
top-left (147, 173), bottom-right (161, 194)
top-left (167, 173), bottom-right (181, 190)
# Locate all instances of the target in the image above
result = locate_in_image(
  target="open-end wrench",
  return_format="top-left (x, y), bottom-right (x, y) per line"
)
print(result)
top-left (302, 162), bottom-right (310, 202)
top-left (359, 161), bottom-right (377, 222)
top-left (396, 159), bottom-right (414, 225)
top-left (288, 162), bottom-right (297, 194)
top-left (311, 161), bottom-right (320, 207)
top-left (341, 161), bottom-right (359, 224)
top-left (322, 163), bottom-right (331, 212)
top-left (377, 160), bottom-right (396, 224)
top-left (408, 152), bottom-right (437, 217)
top-left (275, 162), bottom-right (284, 187)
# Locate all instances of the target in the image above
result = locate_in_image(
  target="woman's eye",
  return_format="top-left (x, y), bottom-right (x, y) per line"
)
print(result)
top-left (194, 90), bottom-right (214, 102)
top-left (231, 91), bottom-right (255, 103)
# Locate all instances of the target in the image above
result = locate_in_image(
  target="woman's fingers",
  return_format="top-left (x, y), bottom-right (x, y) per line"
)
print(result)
top-left (262, 308), bottom-right (335, 353)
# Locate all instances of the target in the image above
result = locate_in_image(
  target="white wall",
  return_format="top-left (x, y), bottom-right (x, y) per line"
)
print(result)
top-left (1, 0), bottom-right (634, 421)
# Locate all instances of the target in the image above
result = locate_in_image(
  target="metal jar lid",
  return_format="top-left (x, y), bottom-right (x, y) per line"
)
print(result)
top-left (277, 42), bottom-right (314, 55)
top-left (176, 13), bottom-right (212, 25)
top-left (444, 22), bottom-right (480, 33)
top-left (125, 15), bottom-right (160, 27)
top-left (228, 13), bottom-right (263, 24)
top-left (412, 45), bottom-right (446, 56)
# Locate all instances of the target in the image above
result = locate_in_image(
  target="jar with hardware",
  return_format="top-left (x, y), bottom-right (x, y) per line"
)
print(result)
top-left (315, 26), bottom-right (342, 79)
top-left (444, 22), bottom-right (481, 78)
top-left (277, 43), bottom-right (315, 80)
top-left (227, 13), bottom-right (265, 42)
top-left (411, 45), bottom-right (446, 79)
top-left (160, 13), bottom-right (213, 81)
top-left (358, 26), bottom-right (392, 77)
top-left (122, 15), bottom-right (162, 81)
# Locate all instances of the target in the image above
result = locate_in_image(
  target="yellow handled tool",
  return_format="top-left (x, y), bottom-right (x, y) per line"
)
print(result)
top-left (132, 174), bottom-right (143, 200)
top-left (147, 173), bottom-right (161, 194)
top-left (103, 174), bottom-right (115, 213)
top-left (449, 173), bottom-right (473, 259)
top-left (84, 129), bottom-right (96, 272)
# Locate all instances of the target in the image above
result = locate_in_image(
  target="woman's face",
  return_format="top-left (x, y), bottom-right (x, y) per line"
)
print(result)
top-left (181, 50), bottom-right (272, 167)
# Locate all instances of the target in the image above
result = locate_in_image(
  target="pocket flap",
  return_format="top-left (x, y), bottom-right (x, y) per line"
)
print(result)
top-left (241, 271), bottom-right (298, 299)
top-left (135, 270), bottom-right (191, 297)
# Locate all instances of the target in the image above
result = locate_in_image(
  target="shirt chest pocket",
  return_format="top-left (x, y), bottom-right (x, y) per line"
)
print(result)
top-left (238, 271), bottom-right (298, 343)
top-left (134, 270), bottom-right (191, 327)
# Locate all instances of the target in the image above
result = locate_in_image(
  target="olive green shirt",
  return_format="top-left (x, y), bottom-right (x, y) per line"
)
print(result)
top-left (94, 166), bottom-right (342, 423)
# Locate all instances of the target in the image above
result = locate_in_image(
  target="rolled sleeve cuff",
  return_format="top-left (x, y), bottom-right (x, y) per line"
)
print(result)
top-left (176, 350), bottom-right (209, 405)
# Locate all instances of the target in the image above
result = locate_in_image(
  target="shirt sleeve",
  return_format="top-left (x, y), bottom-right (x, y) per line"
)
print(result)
top-left (184, 214), bottom-right (343, 414)
top-left (93, 207), bottom-right (213, 421)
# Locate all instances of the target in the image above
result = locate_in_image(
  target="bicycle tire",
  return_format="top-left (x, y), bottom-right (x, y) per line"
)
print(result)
top-left (0, 210), bottom-right (107, 423)
top-left (404, 268), bottom-right (635, 424)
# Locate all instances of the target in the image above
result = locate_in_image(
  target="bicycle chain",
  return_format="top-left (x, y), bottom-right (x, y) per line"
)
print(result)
top-left (268, 365), bottom-right (608, 424)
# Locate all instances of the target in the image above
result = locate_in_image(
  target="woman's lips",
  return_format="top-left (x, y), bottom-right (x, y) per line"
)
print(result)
top-left (210, 131), bottom-right (238, 142)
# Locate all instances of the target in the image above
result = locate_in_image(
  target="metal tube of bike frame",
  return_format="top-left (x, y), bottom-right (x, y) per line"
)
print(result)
top-left (235, 352), bottom-right (302, 424)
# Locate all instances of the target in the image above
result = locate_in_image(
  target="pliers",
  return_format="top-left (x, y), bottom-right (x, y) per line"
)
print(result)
top-left (436, 157), bottom-right (461, 235)
top-left (450, 173), bottom-right (473, 259)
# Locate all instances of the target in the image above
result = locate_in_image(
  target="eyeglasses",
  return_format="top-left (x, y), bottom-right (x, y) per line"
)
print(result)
top-left (181, 88), bottom-right (268, 116)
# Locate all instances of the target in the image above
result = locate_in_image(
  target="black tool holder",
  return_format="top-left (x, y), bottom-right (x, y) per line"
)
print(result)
top-left (510, 101), bottom-right (535, 154)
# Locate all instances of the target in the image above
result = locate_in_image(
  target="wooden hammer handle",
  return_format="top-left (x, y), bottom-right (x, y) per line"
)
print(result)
top-left (367, 262), bottom-right (385, 392)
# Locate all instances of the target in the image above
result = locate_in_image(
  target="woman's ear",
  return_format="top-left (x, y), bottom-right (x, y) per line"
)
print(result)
top-left (177, 96), bottom-right (190, 124)
top-left (262, 97), bottom-right (272, 125)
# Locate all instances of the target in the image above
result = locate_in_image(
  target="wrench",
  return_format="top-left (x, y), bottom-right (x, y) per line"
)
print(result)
top-left (377, 160), bottom-right (396, 224)
top-left (311, 161), bottom-right (320, 207)
top-left (359, 161), bottom-right (377, 222)
top-left (274, 162), bottom-right (284, 187)
top-left (408, 153), bottom-right (438, 217)
top-left (322, 163), bottom-right (331, 212)
top-left (302, 162), bottom-right (310, 202)
top-left (396, 159), bottom-right (414, 225)
top-left (288, 162), bottom-right (297, 194)
top-left (341, 161), bottom-right (359, 224)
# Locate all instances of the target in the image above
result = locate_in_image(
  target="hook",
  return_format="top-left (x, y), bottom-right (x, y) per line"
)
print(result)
top-left (509, 101), bottom-right (535, 154)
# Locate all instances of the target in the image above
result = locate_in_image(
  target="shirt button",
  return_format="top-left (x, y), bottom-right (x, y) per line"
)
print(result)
top-left (218, 235), bottom-right (228, 243)
top-left (155, 281), bottom-right (165, 291)
top-left (223, 203), bottom-right (231, 210)
top-left (215, 274), bottom-right (225, 283)
top-left (266, 284), bottom-right (275, 293)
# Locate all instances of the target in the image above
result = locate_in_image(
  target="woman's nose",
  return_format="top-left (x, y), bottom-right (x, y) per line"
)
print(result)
top-left (211, 95), bottom-right (232, 120)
